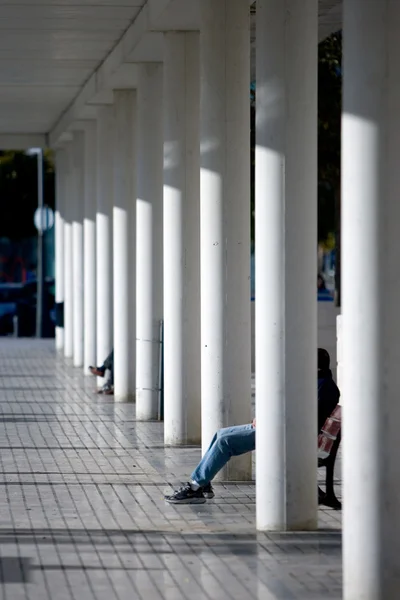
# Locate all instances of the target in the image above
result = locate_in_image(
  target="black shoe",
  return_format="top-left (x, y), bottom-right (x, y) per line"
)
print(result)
top-left (202, 483), bottom-right (215, 499)
top-left (318, 487), bottom-right (342, 510)
top-left (165, 483), bottom-right (206, 504)
top-left (320, 494), bottom-right (342, 510)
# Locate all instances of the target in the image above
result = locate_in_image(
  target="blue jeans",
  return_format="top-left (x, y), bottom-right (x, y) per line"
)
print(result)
top-left (103, 349), bottom-right (114, 385)
top-left (190, 424), bottom-right (255, 487)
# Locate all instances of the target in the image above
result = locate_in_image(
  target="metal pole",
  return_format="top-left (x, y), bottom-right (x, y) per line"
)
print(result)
top-left (36, 149), bottom-right (44, 338)
top-left (158, 319), bottom-right (164, 421)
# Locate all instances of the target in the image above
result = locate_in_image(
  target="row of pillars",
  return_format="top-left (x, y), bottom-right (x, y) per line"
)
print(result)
top-left (54, 0), bottom-right (400, 596)
top-left (55, 0), bottom-right (317, 529)
top-left (55, 4), bottom-right (253, 466)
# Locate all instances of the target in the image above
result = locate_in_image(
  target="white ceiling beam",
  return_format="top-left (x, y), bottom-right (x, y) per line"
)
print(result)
top-left (49, 0), bottom-right (194, 147)
top-left (52, 132), bottom-right (74, 149)
top-left (0, 134), bottom-right (48, 150)
top-left (49, 3), bottom-right (153, 147)
top-left (49, 0), bottom-right (342, 147)
top-left (49, 0), bottom-right (224, 145)
top-left (147, 0), bottom-right (199, 30)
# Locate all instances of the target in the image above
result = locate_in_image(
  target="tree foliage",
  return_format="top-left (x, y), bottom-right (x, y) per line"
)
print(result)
top-left (318, 31), bottom-right (342, 245)
top-left (0, 150), bottom-right (55, 240)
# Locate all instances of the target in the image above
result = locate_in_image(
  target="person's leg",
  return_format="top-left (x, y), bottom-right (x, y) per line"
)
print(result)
top-left (110, 350), bottom-right (114, 385)
top-left (165, 424), bottom-right (255, 504)
top-left (100, 349), bottom-right (114, 389)
top-left (103, 349), bottom-right (114, 371)
top-left (190, 430), bottom-right (218, 474)
top-left (108, 362), bottom-right (114, 386)
top-left (89, 349), bottom-right (113, 377)
top-left (190, 424), bottom-right (255, 487)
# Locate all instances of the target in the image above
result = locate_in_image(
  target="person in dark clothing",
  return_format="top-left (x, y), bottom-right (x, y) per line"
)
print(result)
top-left (89, 349), bottom-right (114, 395)
top-left (166, 348), bottom-right (340, 505)
top-left (317, 348), bottom-right (341, 508)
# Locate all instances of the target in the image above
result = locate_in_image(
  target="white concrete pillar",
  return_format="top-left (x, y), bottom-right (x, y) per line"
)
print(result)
top-left (71, 132), bottom-right (84, 368)
top-left (113, 90), bottom-right (137, 402)
top-left (63, 145), bottom-right (74, 359)
top-left (200, 0), bottom-right (251, 479)
top-left (255, 0), bottom-right (318, 531)
top-left (55, 149), bottom-right (66, 351)
top-left (83, 122), bottom-right (97, 373)
top-left (342, 1), bottom-right (400, 597)
top-left (136, 64), bottom-right (164, 420)
top-left (96, 105), bottom-right (114, 365)
top-left (163, 33), bottom-right (201, 445)
top-left (336, 314), bottom-right (343, 396)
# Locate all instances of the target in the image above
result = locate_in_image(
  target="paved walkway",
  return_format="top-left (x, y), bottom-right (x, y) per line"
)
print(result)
top-left (0, 340), bottom-right (342, 600)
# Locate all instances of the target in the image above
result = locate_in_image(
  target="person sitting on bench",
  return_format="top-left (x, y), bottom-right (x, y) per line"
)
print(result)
top-left (165, 348), bottom-right (340, 504)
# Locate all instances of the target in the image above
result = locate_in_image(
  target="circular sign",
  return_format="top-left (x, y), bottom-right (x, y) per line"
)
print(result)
top-left (34, 206), bottom-right (54, 233)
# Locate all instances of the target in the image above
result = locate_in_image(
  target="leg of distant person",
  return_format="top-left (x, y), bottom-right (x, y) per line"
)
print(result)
top-left (98, 349), bottom-right (114, 395)
top-left (89, 348), bottom-right (113, 377)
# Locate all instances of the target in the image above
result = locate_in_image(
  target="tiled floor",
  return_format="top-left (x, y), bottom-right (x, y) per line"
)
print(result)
top-left (0, 339), bottom-right (342, 599)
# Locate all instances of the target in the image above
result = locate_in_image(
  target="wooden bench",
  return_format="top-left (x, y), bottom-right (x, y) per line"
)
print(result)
top-left (318, 404), bottom-right (342, 510)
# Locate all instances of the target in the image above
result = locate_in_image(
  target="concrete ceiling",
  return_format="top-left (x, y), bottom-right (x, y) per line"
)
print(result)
top-left (0, 0), bottom-right (146, 144)
top-left (0, 0), bottom-right (342, 148)
top-left (318, 0), bottom-right (342, 40)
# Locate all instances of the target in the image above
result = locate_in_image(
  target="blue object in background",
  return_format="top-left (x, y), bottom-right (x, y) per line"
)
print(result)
top-left (318, 289), bottom-right (334, 302)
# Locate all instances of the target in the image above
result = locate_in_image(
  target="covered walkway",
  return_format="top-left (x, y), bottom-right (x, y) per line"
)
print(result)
top-left (0, 339), bottom-right (341, 599)
top-left (2, 0), bottom-right (399, 596)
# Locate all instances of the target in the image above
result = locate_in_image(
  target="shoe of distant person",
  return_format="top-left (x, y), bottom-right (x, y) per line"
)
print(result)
top-left (89, 365), bottom-right (105, 377)
top-left (97, 382), bottom-right (113, 395)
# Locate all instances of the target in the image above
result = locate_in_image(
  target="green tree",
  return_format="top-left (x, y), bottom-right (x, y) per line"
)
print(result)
top-left (318, 31), bottom-right (342, 304)
top-left (0, 150), bottom-right (55, 240)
